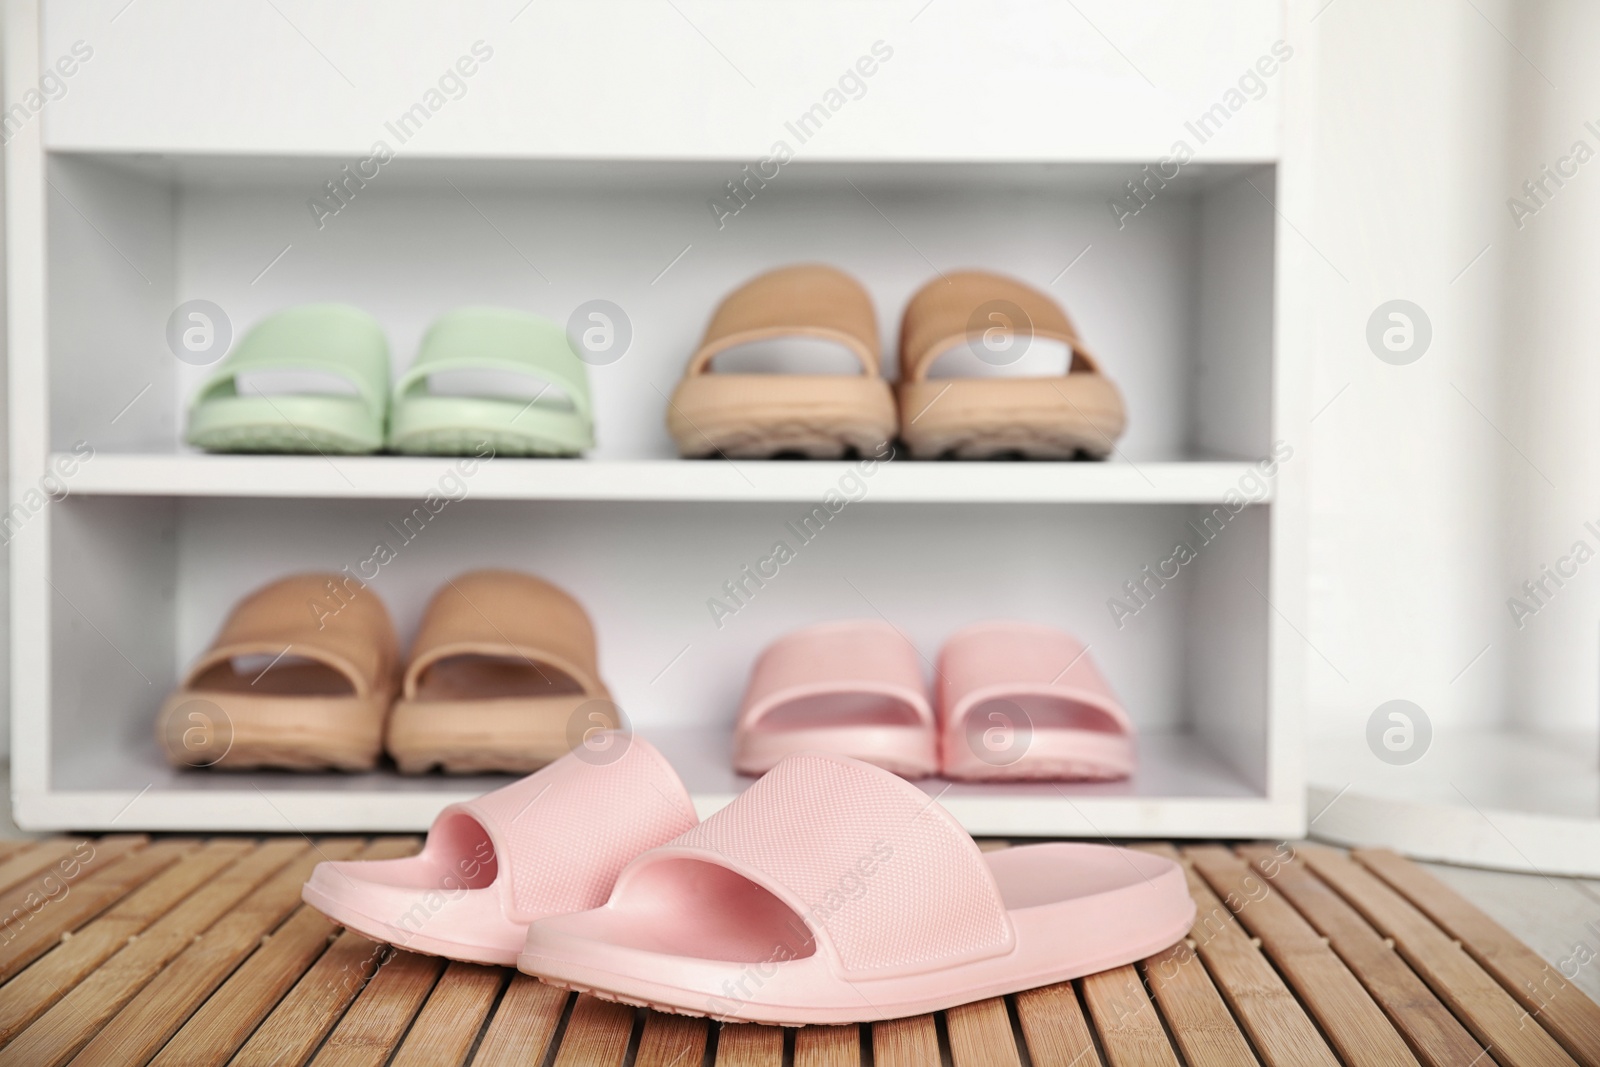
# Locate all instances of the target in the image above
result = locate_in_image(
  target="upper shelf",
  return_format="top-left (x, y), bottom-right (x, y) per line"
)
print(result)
top-left (57, 453), bottom-right (1274, 504)
top-left (39, 1), bottom-right (1286, 160)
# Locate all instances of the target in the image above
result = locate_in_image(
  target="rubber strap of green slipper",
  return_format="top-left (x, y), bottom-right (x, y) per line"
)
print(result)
top-left (394, 308), bottom-right (593, 420)
top-left (192, 303), bottom-right (390, 419)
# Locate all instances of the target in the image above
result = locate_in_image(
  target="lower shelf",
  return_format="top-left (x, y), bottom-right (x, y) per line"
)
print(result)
top-left (24, 726), bottom-right (1300, 838)
top-left (1308, 728), bottom-right (1600, 877)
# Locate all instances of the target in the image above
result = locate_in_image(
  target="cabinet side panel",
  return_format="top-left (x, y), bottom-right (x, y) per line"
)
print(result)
top-left (48, 155), bottom-right (175, 452)
top-left (1186, 501), bottom-right (1270, 791)
top-left (1193, 166), bottom-right (1275, 460)
top-left (50, 496), bottom-right (177, 787)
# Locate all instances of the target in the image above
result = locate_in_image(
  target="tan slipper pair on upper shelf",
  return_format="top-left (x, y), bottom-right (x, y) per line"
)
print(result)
top-left (667, 264), bottom-right (1128, 460)
top-left (156, 569), bottom-right (614, 774)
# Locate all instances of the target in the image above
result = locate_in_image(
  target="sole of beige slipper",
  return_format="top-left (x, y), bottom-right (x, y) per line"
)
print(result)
top-left (156, 692), bottom-right (387, 772)
top-left (898, 375), bottom-right (1126, 460)
top-left (386, 694), bottom-right (604, 775)
top-left (668, 374), bottom-right (896, 459)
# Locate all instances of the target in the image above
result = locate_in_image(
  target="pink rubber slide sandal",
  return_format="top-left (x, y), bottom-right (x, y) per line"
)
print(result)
top-left (517, 753), bottom-right (1193, 1024)
top-left (301, 735), bottom-right (697, 965)
top-left (938, 621), bottom-right (1134, 782)
top-left (732, 620), bottom-right (936, 779)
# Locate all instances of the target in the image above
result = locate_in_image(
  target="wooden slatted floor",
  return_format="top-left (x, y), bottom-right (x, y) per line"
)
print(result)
top-left (1, 836), bottom-right (1598, 1066)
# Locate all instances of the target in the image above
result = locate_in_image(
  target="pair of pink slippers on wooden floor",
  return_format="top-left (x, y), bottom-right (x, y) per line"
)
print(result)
top-left (736, 619), bottom-right (1133, 783)
top-left (301, 736), bottom-right (1193, 1025)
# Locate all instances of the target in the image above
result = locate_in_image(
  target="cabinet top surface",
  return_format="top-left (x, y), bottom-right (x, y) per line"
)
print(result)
top-left (27, 1), bottom-right (1288, 160)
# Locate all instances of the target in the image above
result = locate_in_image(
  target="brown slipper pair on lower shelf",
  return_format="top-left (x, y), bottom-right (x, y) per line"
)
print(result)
top-left (156, 569), bottom-right (614, 774)
top-left (667, 264), bottom-right (1127, 460)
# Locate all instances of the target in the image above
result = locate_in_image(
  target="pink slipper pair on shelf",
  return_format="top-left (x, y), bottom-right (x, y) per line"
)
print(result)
top-left (735, 619), bottom-right (1133, 783)
top-left (302, 737), bottom-right (1193, 1025)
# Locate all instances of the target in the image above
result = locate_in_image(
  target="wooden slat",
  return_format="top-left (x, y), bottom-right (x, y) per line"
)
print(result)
top-left (0, 839), bottom-right (93, 897)
top-left (230, 931), bottom-right (393, 1067)
top-left (793, 1024), bottom-right (859, 1067)
top-left (152, 912), bottom-right (362, 1067)
top-left (390, 961), bottom-right (503, 1067)
top-left (0, 839), bottom-right (251, 1046)
top-left (946, 997), bottom-right (1021, 1066)
top-left (1298, 844), bottom-right (1581, 1067)
top-left (0, 839), bottom-right (193, 985)
top-left (716, 1022), bottom-right (784, 1066)
top-left (1138, 845), bottom-right (1339, 1067)
top-left (150, 837), bottom-right (419, 1067)
top-left (1185, 845), bottom-right (1419, 1067)
top-left (0, 840), bottom-right (35, 865)
top-left (1015, 983), bottom-right (1103, 1067)
top-left (550, 993), bottom-right (634, 1067)
top-left (633, 1012), bottom-right (711, 1067)
top-left (1235, 845), bottom-right (1487, 1067)
top-left (0, 839), bottom-right (304, 1067)
top-left (1356, 846), bottom-right (1600, 1067)
top-left (872, 1014), bottom-right (939, 1066)
top-left (0, 834), bottom-right (146, 950)
top-left (470, 976), bottom-right (569, 1067)
top-left (309, 949), bottom-right (445, 1067)
top-left (1081, 965), bottom-right (1182, 1067)
top-left (1140, 938), bottom-right (1258, 1066)
top-left (71, 838), bottom-right (366, 1067)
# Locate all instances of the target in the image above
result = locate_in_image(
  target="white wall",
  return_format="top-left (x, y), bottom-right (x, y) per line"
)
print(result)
top-left (1304, 0), bottom-right (1518, 736)
top-left (0, 9), bottom-right (9, 761)
top-left (1499, 0), bottom-right (1600, 734)
top-left (1304, 0), bottom-right (1600, 742)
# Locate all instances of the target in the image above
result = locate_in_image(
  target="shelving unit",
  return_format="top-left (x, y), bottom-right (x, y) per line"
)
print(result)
top-left (8, 0), bottom-right (1312, 836)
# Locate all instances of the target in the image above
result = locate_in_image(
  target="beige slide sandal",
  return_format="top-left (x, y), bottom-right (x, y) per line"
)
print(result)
top-left (667, 264), bottom-right (897, 458)
top-left (156, 573), bottom-right (399, 771)
top-left (385, 569), bottom-right (616, 774)
top-left (898, 271), bottom-right (1127, 459)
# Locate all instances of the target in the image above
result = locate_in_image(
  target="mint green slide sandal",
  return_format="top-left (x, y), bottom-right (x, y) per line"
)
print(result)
top-left (388, 308), bottom-right (595, 457)
top-left (186, 304), bottom-right (389, 454)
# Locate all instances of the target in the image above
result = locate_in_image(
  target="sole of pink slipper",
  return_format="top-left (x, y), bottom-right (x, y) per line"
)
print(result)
top-left (517, 842), bottom-right (1195, 1026)
top-left (301, 882), bottom-right (521, 968)
top-left (942, 728), bottom-right (1134, 782)
top-left (735, 723), bottom-right (938, 780)
top-left (520, 909), bottom-right (1195, 1026)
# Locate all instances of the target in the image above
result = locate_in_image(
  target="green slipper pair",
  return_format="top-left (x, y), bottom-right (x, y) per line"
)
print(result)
top-left (185, 304), bottom-right (595, 457)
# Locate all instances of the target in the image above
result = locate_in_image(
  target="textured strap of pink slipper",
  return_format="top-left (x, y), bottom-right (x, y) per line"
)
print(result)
top-left (614, 753), bottom-right (1014, 979)
top-left (937, 621), bottom-right (1130, 744)
top-left (438, 735), bottom-right (697, 923)
top-left (738, 620), bottom-right (933, 731)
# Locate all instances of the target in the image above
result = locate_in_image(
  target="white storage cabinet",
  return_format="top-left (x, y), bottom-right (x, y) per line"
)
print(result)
top-left (7, 0), bottom-right (1313, 835)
